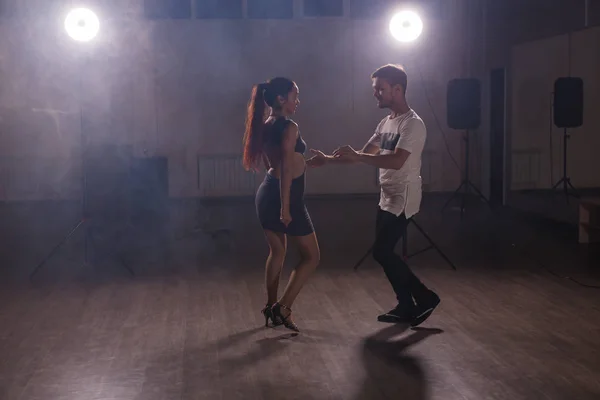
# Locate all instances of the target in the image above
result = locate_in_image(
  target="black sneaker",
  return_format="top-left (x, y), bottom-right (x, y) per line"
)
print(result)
top-left (377, 304), bottom-right (415, 324)
top-left (411, 291), bottom-right (440, 327)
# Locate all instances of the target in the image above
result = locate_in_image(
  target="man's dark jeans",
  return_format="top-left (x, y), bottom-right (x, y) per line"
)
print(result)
top-left (373, 207), bottom-right (430, 309)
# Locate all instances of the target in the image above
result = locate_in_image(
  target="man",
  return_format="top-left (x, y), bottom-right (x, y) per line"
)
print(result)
top-left (308, 64), bottom-right (440, 327)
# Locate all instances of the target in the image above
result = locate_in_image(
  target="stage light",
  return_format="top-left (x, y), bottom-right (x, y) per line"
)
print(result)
top-left (64, 8), bottom-right (99, 42)
top-left (389, 10), bottom-right (423, 43)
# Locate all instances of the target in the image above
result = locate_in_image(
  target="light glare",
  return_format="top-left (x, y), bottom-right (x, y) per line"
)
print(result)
top-left (65, 8), bottom-right (99, 42)
top-left (389, 10), bottom-right (423, 43)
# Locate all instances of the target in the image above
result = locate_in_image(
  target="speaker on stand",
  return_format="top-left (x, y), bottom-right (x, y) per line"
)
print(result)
top-left (442, 78), bottom-right (490, 218)
top-left (552, 77), bottom-right (582, 203)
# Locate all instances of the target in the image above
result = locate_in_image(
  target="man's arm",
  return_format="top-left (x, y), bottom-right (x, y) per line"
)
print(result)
top-left (306, 120), bottom-right (384, 168)
top-left (307, 139), bottom-right (379, 167)
top-left (360, 142), bottom-right (380, 155)
top-left (355, 148), bottom-right (410, 169)
top-left (332, 144), bottom-right (407, 169)
top-left (326, 139), bottom-right (378, 164)
top-left (323, 155), bottom-right (355, 165)
top-left (337, 118), bottom-right (425, 170)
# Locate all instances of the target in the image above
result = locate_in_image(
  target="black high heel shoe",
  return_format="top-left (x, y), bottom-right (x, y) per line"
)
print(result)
top-left (271, 302), bottom-right (300, 332)
top-left (261, 303), bottom-right (275, 327)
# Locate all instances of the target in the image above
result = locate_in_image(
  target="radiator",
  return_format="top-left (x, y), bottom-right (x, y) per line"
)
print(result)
top-left (197, 154), bottom-right (259, 198)
top-left (511, 148), bottom-right (542, 189)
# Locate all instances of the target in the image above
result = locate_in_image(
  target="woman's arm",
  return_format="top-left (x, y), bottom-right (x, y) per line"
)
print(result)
top-left (279, 122), bottom-right (299, 224)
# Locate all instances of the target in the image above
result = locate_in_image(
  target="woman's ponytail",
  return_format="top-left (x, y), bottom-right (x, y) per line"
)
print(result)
top-left (242, 83), bottom-right (268, 171)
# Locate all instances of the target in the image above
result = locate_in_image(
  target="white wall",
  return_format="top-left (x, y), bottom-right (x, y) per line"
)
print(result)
top-left (0, 0), bottom-right (477, 201)
top-left (510, 26), bottom-right (600, 190)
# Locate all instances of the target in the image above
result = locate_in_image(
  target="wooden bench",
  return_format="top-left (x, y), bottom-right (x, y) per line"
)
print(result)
top-left (579, 197), bottom-right (600, 243)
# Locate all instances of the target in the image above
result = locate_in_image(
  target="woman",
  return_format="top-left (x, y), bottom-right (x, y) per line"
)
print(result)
top-left (242, 77), bottom-right (320, 332)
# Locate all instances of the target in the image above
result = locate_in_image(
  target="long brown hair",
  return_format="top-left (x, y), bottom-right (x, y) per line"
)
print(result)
top-left (242, 83), bottom-right (268, 171)
top-left (242, 77), bottom-right (295, 171)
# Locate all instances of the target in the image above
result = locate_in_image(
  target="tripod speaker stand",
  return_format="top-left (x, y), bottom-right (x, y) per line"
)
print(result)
top-left (551, 127), bottom-right (579, 203)
top-left (551, 77), bottom-right (583, 203)
top-left (353, 218), bottom-right (457, 271)
top-left (441, 129), bottom-right (490, 217)
top-left (442, 78), bottom-right (490, 217)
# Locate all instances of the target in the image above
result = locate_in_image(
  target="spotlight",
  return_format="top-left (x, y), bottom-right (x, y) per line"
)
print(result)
top-left (64, 8), bottom-right (99, 42)
top-left (389, 10), bottom-right (423, 43)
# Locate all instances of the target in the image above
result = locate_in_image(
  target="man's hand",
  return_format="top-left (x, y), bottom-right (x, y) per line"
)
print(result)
top-left (306, 146), bottom-right (361, 166)
top-left (333, 145), bottom-right (361, 162)
top-left (332, 145), bottom-right (357, 156)
top-left (306, 149), bottom-right (328, 168)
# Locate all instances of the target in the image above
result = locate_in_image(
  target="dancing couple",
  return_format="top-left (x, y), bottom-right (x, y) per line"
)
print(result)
top-left (242, 64), bottom-right (440, 332)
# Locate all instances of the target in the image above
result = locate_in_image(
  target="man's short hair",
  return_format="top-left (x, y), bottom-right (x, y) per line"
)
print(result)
top-left (371, 64), bottom-right (407, 94)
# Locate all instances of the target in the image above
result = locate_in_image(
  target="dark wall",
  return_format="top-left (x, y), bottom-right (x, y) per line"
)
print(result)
top-left (485, 0), bottom-right (596, 68)
top-left (481, 0), bottom-right (600, 197)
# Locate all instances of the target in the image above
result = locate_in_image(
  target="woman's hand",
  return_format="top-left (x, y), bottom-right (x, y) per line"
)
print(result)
top-left (280, 208), bottom-right (292, 227)
top-left (306, 149), bottom-right (328, 168)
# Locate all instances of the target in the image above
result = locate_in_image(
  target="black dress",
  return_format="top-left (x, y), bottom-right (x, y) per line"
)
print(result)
top-left (255, 117), bottom-right (314, 236)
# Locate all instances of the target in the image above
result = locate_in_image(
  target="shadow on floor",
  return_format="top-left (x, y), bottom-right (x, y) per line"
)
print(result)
top-left (355, 325), bottom-right (444, 400)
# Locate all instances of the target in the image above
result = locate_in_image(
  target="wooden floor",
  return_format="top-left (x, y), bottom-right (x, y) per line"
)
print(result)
top-left (1, 198), bottom-right (600, 399)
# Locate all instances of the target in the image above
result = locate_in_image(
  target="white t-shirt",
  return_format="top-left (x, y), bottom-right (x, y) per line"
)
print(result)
top-left (367, 109), bottom-right (427, 218)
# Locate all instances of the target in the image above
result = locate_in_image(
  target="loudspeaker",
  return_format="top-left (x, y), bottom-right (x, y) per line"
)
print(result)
top-left (553, 77), bottom-right (583, 128)
top-left (447, 78), bottom-right (481, 130)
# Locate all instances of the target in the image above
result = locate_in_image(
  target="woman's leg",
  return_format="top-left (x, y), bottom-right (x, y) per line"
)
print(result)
top-left (263, 230), bottom-right (287, 305)
top-left (276, 231), bottom-right (320, 321)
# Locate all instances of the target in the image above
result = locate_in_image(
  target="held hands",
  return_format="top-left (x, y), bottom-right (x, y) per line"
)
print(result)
top-left (332, 145), bottom-right (360, 162)
top-left (306, 149), bottom-right (328, 168)
top-left (280, 208), bottom-right (292, 227)
top-left (306, 146), bottom-right (360, 167)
